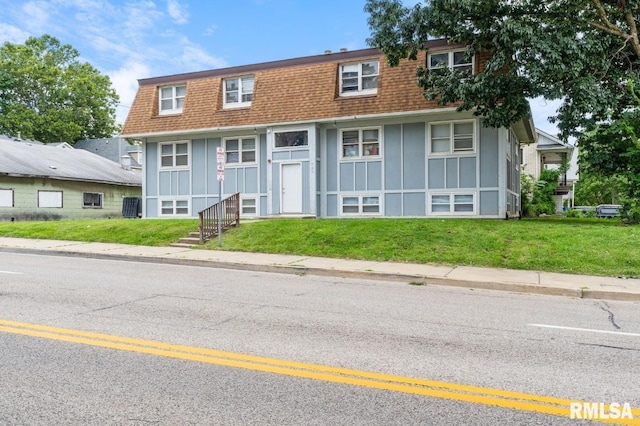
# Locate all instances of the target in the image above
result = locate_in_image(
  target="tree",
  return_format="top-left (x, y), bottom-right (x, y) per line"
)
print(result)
top-left (578, 106), bottom-right (640, 222)
top-left (0, 34), bottom-right (120, 144)
top-left (364, 0), bottom-right (639, 140)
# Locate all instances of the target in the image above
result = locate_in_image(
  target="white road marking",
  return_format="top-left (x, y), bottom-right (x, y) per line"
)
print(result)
top-left (529, 323), bottom-right (640, 337)
top-left (0, 270), bottom-right (23, 275)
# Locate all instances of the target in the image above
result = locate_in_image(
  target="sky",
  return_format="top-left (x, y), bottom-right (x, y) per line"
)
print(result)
top-left (0, 0), bottom-right (561, 136)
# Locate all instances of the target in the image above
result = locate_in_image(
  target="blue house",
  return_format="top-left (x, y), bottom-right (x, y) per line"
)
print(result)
top-left (121, 40), bottom-right (535, 219)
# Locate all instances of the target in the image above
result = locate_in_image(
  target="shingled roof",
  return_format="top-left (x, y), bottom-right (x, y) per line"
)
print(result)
top-left (121, 40), bottom-right (492, 138)
top-left (0, 135), bottom-right (141, 186)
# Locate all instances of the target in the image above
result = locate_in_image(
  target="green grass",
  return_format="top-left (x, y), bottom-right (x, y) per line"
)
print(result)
top-left (0, 219), bottom-right (199, 246)
top-left (0, 217), bottom-right (637, 278)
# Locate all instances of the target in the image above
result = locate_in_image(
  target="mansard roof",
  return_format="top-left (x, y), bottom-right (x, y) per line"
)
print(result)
top-left (121, 39), bottom-right (487, 138)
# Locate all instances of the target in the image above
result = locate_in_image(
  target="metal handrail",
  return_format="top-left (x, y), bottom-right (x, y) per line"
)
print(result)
top-left (198, 193), bottom-right (240, 243)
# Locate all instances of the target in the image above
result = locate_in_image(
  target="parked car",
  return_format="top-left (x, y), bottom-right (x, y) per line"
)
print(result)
top-left (596, 204), bottom-right (621, 218)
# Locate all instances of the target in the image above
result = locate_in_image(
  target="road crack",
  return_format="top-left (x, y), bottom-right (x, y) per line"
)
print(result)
top-left (596, 301), bottom-right (621, 330)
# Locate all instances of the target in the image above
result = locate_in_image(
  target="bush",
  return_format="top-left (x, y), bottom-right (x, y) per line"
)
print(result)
top-left (521, 169), bottom-right (565, 217)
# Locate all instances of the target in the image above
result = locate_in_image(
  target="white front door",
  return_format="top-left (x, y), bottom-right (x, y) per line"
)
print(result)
top-left (281, 163), bottom-right (302, 213)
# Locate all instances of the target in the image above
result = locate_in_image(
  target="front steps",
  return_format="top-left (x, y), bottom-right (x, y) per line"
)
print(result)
top-left (170, 231), bottom-right (203, 248)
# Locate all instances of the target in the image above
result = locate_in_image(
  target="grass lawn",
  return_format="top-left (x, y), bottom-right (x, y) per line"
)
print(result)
top-left (0, 217), bottom-right (637, 278)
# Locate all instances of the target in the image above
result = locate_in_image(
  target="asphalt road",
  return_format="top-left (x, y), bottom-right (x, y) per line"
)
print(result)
top-left (1, 252), bottom-right (639, 425)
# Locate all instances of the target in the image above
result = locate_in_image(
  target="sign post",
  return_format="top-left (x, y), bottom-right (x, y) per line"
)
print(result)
top-left (216, 147), bottom-right (225, 247)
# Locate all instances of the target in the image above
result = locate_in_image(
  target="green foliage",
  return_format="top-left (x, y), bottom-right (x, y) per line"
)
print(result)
top-left (578, 108), bottom-right (640, 223)
top-left (521, 170), bottom-right (561, 217)
top-left (364, 0), bottom-right (640, 139)
top-left (0, 34), bottom-right (120, 144)
top-left (573, 175), bottom-right (619, 206)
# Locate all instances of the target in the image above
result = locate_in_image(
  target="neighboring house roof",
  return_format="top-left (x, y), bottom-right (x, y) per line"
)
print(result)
top-left (535, 129), bottom-right (574, 153)
top-left (0, 135), bottom-right (142, 186)
top-left (122, 41), bottom-right (536, 140)
top-left (75, 137), bottom-right (142, 168)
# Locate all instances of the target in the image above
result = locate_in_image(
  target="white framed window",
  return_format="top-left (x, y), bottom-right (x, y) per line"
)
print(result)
top-left (340, 61), bottom-right (379, 96)
top-left (159, 84), bottom-right (186, 114)
top-left (224, 137), bottom-right (256, 164)
top-left (223, 75), bottom-right (254, 108)
top-left (429, 121), bottom-right (475, 154)
top-left (341, 128), bottom-right (380, 159)
top-left (341, 195), bottom-right (381, 215)
top-left (160, 141), bottom-right (189, 168)
top-left (82, 192), bottom-right (103, 208)
top-left (241, 197), bottom-right (257, 215)
top-left (275, 130), bottom-right (308, 148)
top-left (160, 199), bottom-right (189, 216)
top-left (38, 191), bottom-right (62, 208)
top-left (428, 50), bottom-right (473, 75)
top-left (0, 189), bottom-right (13, 207)
top-left (429, 193), bottom-right (475, 215)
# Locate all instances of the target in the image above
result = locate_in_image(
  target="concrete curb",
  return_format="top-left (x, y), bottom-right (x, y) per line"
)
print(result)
top-left (3, 246), bottom-right (640, 302)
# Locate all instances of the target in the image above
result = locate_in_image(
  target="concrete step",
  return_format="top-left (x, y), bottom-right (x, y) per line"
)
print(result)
top-left (169, 242), bottom-right (199, 248)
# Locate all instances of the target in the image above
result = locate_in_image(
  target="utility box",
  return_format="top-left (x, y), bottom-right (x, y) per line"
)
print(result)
top-left (122, 197), bottom-right (142, 218)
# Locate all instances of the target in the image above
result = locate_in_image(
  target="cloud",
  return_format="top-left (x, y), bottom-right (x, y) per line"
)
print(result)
top-left (0, 23), bottom-right (30, 44)
top-left (181, 44), bottom-right (227, 71)
top-left (166, 0), bottom-right (188, 24)
top-left (107, 61), bottom-right (152, 125)
top-left (529, 96), bottom-right (561, 137)
top-left (203, 25), bottom-right (217, 36)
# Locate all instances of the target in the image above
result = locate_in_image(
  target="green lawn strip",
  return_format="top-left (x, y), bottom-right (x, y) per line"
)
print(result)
top-left (0, 217), bottom-right (637, 278)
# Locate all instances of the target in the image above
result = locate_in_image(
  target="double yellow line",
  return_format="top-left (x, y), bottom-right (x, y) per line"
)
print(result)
top-left (1, 319), bottom-right (638, 424)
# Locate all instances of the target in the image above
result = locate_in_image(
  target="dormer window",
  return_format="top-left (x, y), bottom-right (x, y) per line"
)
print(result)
top-left (428, 50), bottom-right (473, 75)
top-left (340, 61), bottom-right (378, 96)
top-left (224, 75), bottom-right (254, 108)
top-left (159, 84), bottom-right (186, 114)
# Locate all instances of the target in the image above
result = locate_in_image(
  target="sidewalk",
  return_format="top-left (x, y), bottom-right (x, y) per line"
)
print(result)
top-left (1, 237), bottom-right (639, 301)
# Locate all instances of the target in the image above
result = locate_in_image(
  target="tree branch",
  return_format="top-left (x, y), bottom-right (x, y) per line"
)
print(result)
top-left (624, 9), bottom-right (640, 58)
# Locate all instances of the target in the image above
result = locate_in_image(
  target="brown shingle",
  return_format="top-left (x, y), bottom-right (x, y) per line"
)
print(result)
top-left (121, 42), bottom-right (480, 136)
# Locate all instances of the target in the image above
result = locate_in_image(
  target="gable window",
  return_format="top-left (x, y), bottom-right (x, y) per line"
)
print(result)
top-left (275, 130), bottom-right (308, 148)
top-left (160, 142), bottom-right (189, 168)
top-left (224, 76), bottom-right (254, 108)
top-left (161, 199), bottom-right (189, 216)
top-left (341, 128), bottom-right (380, 158)
top-left (340, 61), bottom-right (378, 96)
top-left (430, 193), bottom-right (475, 215)
top-left (159, 84), bottom-right (186, 114)
top-left (225, 137), bottom-right (256, 164)
top-left (429, 121), bottom-right (475, 154)
top-left (428, 50), bottom-right (473, 75)
top-left (0, 189), bottom-right (13, 207)
top-left (83, 192), bottom-right (103, 208)
top-left (38, 191), bottom-right (62, 208)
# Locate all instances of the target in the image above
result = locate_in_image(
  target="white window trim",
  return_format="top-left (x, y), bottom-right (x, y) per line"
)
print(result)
top-left (241, 196), bottom-right (257, 216)
top-left (273, 129), bottom-right (309, 149)
top-left (159, 141), bottom-right (190, 169)
top-left (339, 60), bottom-right (379, 96)
top-left (223, 137), bottom-right (257, 165)
top-left (428, 49), bottom-right (474, 74)
top-left (429, 120), bottom-right (477, 155)
top-left (223, 75), bottom-right (255, 109)
top-left (0, 188), bottom-right (13, 207)
top-left (340, 194), bottom-right (382, 216)
top-left (429, 192), bottom-right (476, 215)
top-left (159, 198), bottom-right (190, 216)
top-left (159, 84), bottom-right (186, 115)
top-left (82, 192), bottom-right (103, 209)
top-left (340, 127), bottom-right (382, 160)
